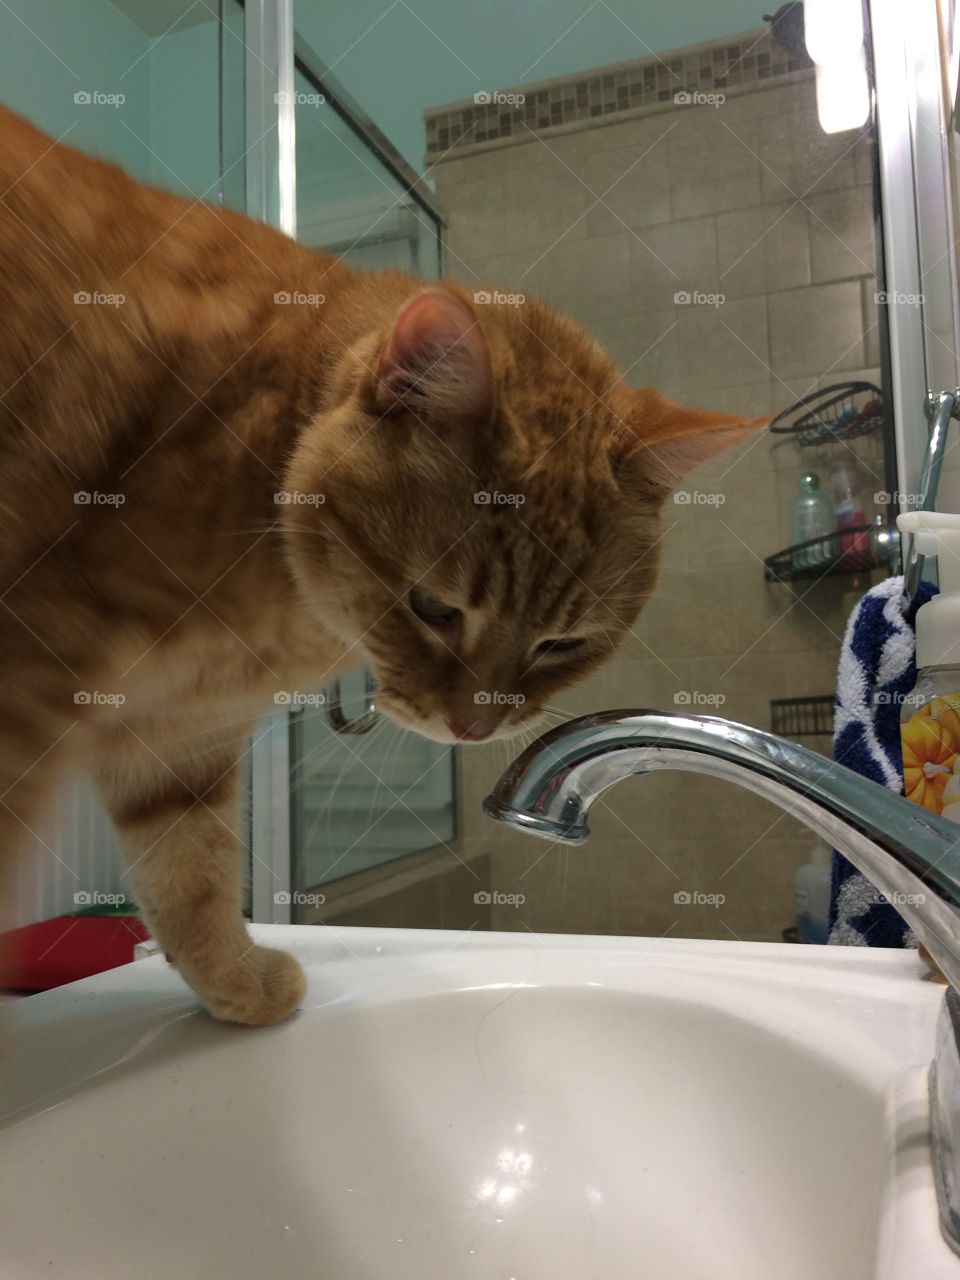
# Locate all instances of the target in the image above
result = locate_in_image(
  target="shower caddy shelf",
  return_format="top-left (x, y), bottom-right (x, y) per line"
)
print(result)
top-left (768, 380), bottom-right (884, 447)
top-left (763, 380), bottom-right (894, 582)
top-left (763, 523), bottom-right (897, 583)
top-left (770, 694), bottom-right (834, 740)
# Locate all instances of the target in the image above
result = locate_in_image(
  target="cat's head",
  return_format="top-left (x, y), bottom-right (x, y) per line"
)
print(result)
top-left (282, 285), bottom-right (764, 744)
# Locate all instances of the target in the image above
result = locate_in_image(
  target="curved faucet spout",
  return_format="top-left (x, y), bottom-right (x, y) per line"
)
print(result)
top-left (483, 708), bottom-right (960, 987)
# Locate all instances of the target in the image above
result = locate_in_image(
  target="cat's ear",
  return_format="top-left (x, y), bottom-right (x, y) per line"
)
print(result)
top-left (618, 387), bottom-right (768, 500)
top-left (373, 289), bottom-right (493, 423)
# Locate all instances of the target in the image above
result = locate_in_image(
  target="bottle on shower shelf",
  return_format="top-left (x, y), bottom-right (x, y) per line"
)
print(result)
top-left (830, 462), bottom-right (868, 562)
top-left (789, 471), bottom-right (835, 570)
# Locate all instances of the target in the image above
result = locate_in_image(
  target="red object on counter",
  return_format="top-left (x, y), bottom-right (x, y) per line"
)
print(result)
top-left (0, 914), bottom-right (149, 992)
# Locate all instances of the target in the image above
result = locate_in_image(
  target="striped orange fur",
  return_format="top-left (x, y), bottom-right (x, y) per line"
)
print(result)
top-left (0, 107), bottom-right (764, 1022)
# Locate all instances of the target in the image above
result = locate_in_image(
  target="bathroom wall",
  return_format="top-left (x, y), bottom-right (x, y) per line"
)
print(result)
top-left (0, 3), bottom-right (224, 199)
top-left (428, 33), bottom-right (887, 941)
top-left (293, 0), bottom-right (765, 173)
top-left (0, 0), bottom-right (151, 178)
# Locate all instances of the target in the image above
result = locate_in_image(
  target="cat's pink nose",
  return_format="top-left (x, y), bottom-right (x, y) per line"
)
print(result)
top-left (447, 719), bottom-right (490, 742)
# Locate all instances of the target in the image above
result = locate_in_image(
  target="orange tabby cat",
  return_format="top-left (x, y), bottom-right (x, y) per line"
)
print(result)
top-left (0, 106), bottom-right (764, 1023)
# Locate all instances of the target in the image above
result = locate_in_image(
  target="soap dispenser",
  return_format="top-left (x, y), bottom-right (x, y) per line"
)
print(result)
top-left (897, 512), bottom-right (960, 821)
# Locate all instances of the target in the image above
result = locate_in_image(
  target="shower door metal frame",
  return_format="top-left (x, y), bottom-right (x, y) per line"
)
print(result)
top-left (243, 0), bottom-right (446, 925)
top-left (243, 0), bottom-right (297, 925)
top-left (870, 0), bottom-right (960, 507)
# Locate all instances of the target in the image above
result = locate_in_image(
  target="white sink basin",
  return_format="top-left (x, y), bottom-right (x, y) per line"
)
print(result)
top-left (1, 927), bottom-right (957, 1279)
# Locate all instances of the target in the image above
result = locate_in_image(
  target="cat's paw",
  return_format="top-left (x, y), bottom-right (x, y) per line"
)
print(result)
top-left (199, 945), bottom-right (307, 1026)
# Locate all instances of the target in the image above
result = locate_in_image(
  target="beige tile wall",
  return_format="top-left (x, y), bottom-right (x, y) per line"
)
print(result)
top-left (432, 69), bottom-right (886, 942)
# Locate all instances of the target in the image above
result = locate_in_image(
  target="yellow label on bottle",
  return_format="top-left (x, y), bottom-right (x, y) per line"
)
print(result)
top-left (901, 694), bottom-right (960, 821)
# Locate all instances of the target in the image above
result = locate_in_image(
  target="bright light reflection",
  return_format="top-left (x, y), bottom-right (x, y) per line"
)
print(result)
top-left (475, 1144), bottom-right (535, 1208)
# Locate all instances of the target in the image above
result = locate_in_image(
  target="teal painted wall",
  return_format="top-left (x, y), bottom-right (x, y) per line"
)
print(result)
top-left (0, 2), bottom-right (226, 199)
top-left (146, 19), bottom-right (222, 198)
top-left (294, 0), bottom-right (767, 172)
top-left (1, 1), bottom-right (770, 192)
top-left (0, 0), bottom-right (152, 178)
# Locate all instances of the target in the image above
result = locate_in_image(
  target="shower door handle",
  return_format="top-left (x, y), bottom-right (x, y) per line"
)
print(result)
top-left (325, 670), bottom-right (379, 734)
top-left (903, 388), bottom-right (960, 608)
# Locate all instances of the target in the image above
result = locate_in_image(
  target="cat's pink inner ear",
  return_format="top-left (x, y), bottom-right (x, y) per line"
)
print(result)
top-left (622, 388), bottom-right (769, 497)
top-left (374, 290), bottom-right (493, 422)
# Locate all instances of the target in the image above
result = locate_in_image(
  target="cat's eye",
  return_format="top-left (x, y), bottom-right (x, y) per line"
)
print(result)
top-left (409, 586), bottom-right (462, 628)
top-left (535, 636), bottom-right (587, 657)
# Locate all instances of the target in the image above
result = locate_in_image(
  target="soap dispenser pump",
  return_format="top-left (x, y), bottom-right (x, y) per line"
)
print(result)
top-left (897, 511), bottom-right (960, 821)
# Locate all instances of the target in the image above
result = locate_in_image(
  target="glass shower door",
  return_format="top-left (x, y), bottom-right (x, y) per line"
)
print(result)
top-left (251, 38), bottom-right (455, 926)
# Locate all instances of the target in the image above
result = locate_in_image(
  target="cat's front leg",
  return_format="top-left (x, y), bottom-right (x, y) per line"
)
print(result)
top-left (94, 721), bottom-right (305, 1025)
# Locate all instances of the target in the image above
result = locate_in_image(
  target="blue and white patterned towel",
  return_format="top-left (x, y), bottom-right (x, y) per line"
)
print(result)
top-left (829, 574), bottom-right (938, 947)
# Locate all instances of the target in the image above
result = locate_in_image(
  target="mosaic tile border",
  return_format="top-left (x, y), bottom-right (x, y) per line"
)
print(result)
top-left (424, 27), bottom-right (810, 159)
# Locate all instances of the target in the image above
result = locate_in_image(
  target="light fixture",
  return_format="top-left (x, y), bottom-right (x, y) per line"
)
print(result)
top-left (804, 0), bottom-right (870, 134)
top-left (804, 0), bottom-right (863, 64)
top-left (814, 48), bottom-right (870, 133)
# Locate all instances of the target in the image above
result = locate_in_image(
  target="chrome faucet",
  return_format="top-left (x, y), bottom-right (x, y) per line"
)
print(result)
top-left (483, 708), bottom-right (960, 1252)
top-left (484, 708), bottom-right (960, 980)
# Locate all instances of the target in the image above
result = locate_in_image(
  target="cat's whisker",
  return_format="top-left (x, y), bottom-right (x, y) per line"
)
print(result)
top-left (540, 704), bottom-right (580, 720)
top-left (288, 731), bottom-right (351, 796)
top-left (321, 720), bottom-right (370, 866)
top-left (361, 718), bottom-right (401, 841)
top-left (288, 722), bottom-right (354, 790)
top-left (217, 526), bottom-right (284, 538)
top-left (288, 739), bottom-right (345, 794)
top-left (300, 735), bottom-right (347, 859)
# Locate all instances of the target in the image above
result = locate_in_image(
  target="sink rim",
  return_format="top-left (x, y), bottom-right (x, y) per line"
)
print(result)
top-left (0, 927), bottom-right (957, 1280)
top-left (0, 926), bottom-right (944, 1127)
